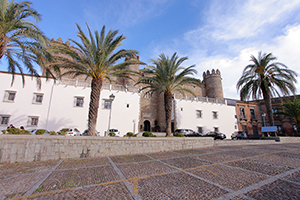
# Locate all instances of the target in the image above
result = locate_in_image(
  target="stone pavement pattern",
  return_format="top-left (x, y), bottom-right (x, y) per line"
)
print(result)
top-left (0, 143), bottom-right (300, 199)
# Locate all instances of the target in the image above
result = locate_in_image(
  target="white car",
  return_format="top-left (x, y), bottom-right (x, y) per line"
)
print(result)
top-left (105, 129), bottom-right (120, 136)
top-left (64, 128), bottom-right (81, 136)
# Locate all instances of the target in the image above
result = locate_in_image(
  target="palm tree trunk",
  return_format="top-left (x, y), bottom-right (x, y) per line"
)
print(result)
top-left (164, 91), bottom-right (173, 137)
top-left (262, 85), bottom-right (275, 136)
top-left (87, 78), bottom-right (102, 136)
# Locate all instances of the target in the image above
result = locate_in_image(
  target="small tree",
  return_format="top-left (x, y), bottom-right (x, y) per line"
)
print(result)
top-left (277, 97), bottom-right (300, 136)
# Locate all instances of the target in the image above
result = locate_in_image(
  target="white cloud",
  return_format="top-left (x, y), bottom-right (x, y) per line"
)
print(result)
top-left (185, 0), bottom-right (300, 43)
top-left (192, 24), bottom-right (300, 99)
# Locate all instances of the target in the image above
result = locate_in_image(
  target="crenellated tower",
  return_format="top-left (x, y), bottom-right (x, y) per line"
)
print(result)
top-left (202, 69), bottom-right (224, 100)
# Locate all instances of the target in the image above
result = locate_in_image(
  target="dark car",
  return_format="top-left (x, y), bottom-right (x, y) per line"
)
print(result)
top-left (203, 131), bottom-right (226, 140)
top-left (231, 131), bottom-right (247, 140)
top-left (174, 129), bottom-right (201, 137)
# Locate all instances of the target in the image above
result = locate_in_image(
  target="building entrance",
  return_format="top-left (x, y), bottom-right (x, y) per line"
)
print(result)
top-left (143, 120), bottom-right (151, 132)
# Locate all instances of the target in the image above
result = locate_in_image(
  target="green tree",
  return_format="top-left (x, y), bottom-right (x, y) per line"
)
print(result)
top-left (278, 97), bottom-right (300, 136)
top-left (49, 23), bottom-right (142, 136)
top-left (136, 53), bottom-right (201, 137)
top-left (237, 52), bottom-right (297, 128)
top-left (0, 0), bottom-right (48, 85)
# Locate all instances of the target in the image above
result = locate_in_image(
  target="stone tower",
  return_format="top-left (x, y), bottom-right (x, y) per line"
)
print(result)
top-left (116, 54), bottom-right (140, 87)
top-left (202, 69), bottom-right (224, 100)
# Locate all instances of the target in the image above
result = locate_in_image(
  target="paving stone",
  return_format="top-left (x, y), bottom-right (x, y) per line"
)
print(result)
top-left (138, 172), bottom-right (228, 200)
top-left (224, 150), bottom-right (265, 158)
top-left (0, 160), bottom-right (57, 177)
top-left (162, 156), bottom-right (213, 169)
top-left (245, 179), bottom-right (300, 200)
top-left (195, 152), bottom-right (240, 163)
top-left (189, 164), bottom-right (268, 190)
top-left (117, 161), bottom-right (176, 179)
top-left (27, 182), bottom-right (133, 200)
top-left (282, 170), bottom-right (300, 183)
top-left (110, 154), bottom-right (151, 163)
top-left (146, 151), bottom-right (184, 160)
top-left (175, 149), bottom-right (208, 155)
top-left (0, 172), bottom-right (47, 199)
top-left (36, 166), bottom-right (119, 193)
top-left (57, 157), bottom-right (110, 169)
top-left (250, 154), bottom-right (300, 168)
top-left (229, 196), bottom-right (249, 200)
top-left (225, 159), bottom-right (294, 176)
top-left (275, 151), bottom-right (300, 160)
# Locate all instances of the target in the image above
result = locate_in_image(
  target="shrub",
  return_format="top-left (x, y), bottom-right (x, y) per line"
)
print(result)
top-left (143, 131), bottom-right (156, 137)
top-left (58, 128), bottom-right (69, 135)
top-left (173, 132), bottom-right (184, 137)
top-left (35, 129), bottom-right (46, 135)
top-left (125, 132), bottom-right (134, 137)
top-left (50, 131), bottom-right (56, 135)
top-left (3, 128), bottom-right (30, 135)
top-left (108, 132), bottom-right (116, 137)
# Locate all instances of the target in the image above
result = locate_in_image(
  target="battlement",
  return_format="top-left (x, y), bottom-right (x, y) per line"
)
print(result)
top-left (50, 37), bottom-right (71, 46)
top-left (203, 69), bottom-right (221, 79)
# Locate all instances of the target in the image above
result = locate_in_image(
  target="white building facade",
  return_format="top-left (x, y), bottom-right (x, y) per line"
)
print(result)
top-left (0, 72), bottom-right (140, 136)
top-left (174, 96), bottom-right (238, 139)
top-left (0, 72), bottom-right (238, 138)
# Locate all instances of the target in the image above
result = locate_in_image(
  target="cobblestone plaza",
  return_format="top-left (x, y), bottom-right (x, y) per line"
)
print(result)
top-left (1, 143), bottom-right (300, 200)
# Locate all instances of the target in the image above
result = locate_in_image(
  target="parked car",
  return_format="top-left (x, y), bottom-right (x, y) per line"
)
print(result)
top-left (203, 131), bottom-right (226, 140)
top-left (28, 129), bottom-right (50, 135)
top-left (64, 128), bottom-right (81, 136)
top-left (105, 129), bottom-right (120, 136)
top-left (81, 129), bottom-right (100, 136)
top-left (174, 129), bottom-right (201, 137)
top-left (231, 131), bottom-right (248, 140)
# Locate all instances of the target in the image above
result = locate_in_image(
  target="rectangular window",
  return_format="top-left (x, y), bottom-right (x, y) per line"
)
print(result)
top-left (28, 116), bottom-right (39, 126)
top-left (126, 103), bottom-right (130, 108)
top-left (240, 107), bottom-right (246, 118)
top-left (212, 111), bottom-right (218, 119)
top-left (250, 109), bottom-right (255, 119)
top-left (104, 100), bottom-right (111, 109)
top-left (4, 91), bottom-right (16, 102)
top-left (0, 115), bottom-right (10, 125)
top-left (214, 127), bottom-right (219, 132)
top-left (75, 97), bottom-right (84, 107)
top-left (197, 127), bottom-right (203, 134)
top-left (196, 110), bottom-right (202, 118)
top-left (33, 93), bottom-right (44, 104)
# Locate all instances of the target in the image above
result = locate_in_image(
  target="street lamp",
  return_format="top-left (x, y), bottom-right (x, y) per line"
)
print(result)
top-left (262, 113), bottom-right (266, 127)
top-left (107, 93), bottom-right (115, 135)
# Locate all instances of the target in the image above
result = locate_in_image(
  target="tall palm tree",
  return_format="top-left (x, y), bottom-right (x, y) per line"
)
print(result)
top-left (49, 23), bottom-right (143, 136)
top-left (0, 0), bottom-right (48, 85)
top-left (277, 97), bottom-right (300, 136)
top-left (237, 52), bottom-right (297, 127)
top-left (136, 53), bottom-right (202, 137)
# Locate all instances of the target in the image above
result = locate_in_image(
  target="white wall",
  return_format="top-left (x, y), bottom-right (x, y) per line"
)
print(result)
top-left (175, 99), bottom-right (238, 139)
top-left (0, 72), bottom-right (140, 136)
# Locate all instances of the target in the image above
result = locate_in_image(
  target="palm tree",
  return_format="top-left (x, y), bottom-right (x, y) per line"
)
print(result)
top-left (277, 97), bottom-right (300, 136)
top-left (237, 52), bottom-right (297, 128)
top-left (49, 23), bottom-right (143, 136)
top-left (136, 53), bottom-right (202, 137)
top-left (0, 0), bottom-right (48, 85)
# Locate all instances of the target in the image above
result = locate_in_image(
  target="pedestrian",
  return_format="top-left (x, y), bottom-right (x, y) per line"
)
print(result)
top-left (8, 124), bottom-right (15, 129)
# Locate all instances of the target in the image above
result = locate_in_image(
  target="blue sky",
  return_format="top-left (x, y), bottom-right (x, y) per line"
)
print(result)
top-left (2, 0), bottom-right (300, 99)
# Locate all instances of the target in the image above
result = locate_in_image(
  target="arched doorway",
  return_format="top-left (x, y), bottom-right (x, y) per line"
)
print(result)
top-left (171, 122), bottom-right (175, 133)
top-left (143, 120), bottom-right (151, 132)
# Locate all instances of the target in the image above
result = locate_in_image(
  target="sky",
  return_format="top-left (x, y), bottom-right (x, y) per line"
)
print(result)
top-left (2, 0), bottom-right (300, 99)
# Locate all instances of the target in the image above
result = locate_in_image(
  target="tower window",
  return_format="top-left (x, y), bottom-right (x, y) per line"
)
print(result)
top-left (127, 104), bottom-right (130, 108)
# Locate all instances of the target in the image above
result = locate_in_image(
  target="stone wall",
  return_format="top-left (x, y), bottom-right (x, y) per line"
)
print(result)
top-left (0, 135), bottom-right (213, 163)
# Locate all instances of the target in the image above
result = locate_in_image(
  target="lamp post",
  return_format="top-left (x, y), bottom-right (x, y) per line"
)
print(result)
top-left (262, 113), bottom-right (266, 127)
top-left (107, 93), bottom-right (115, 135)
